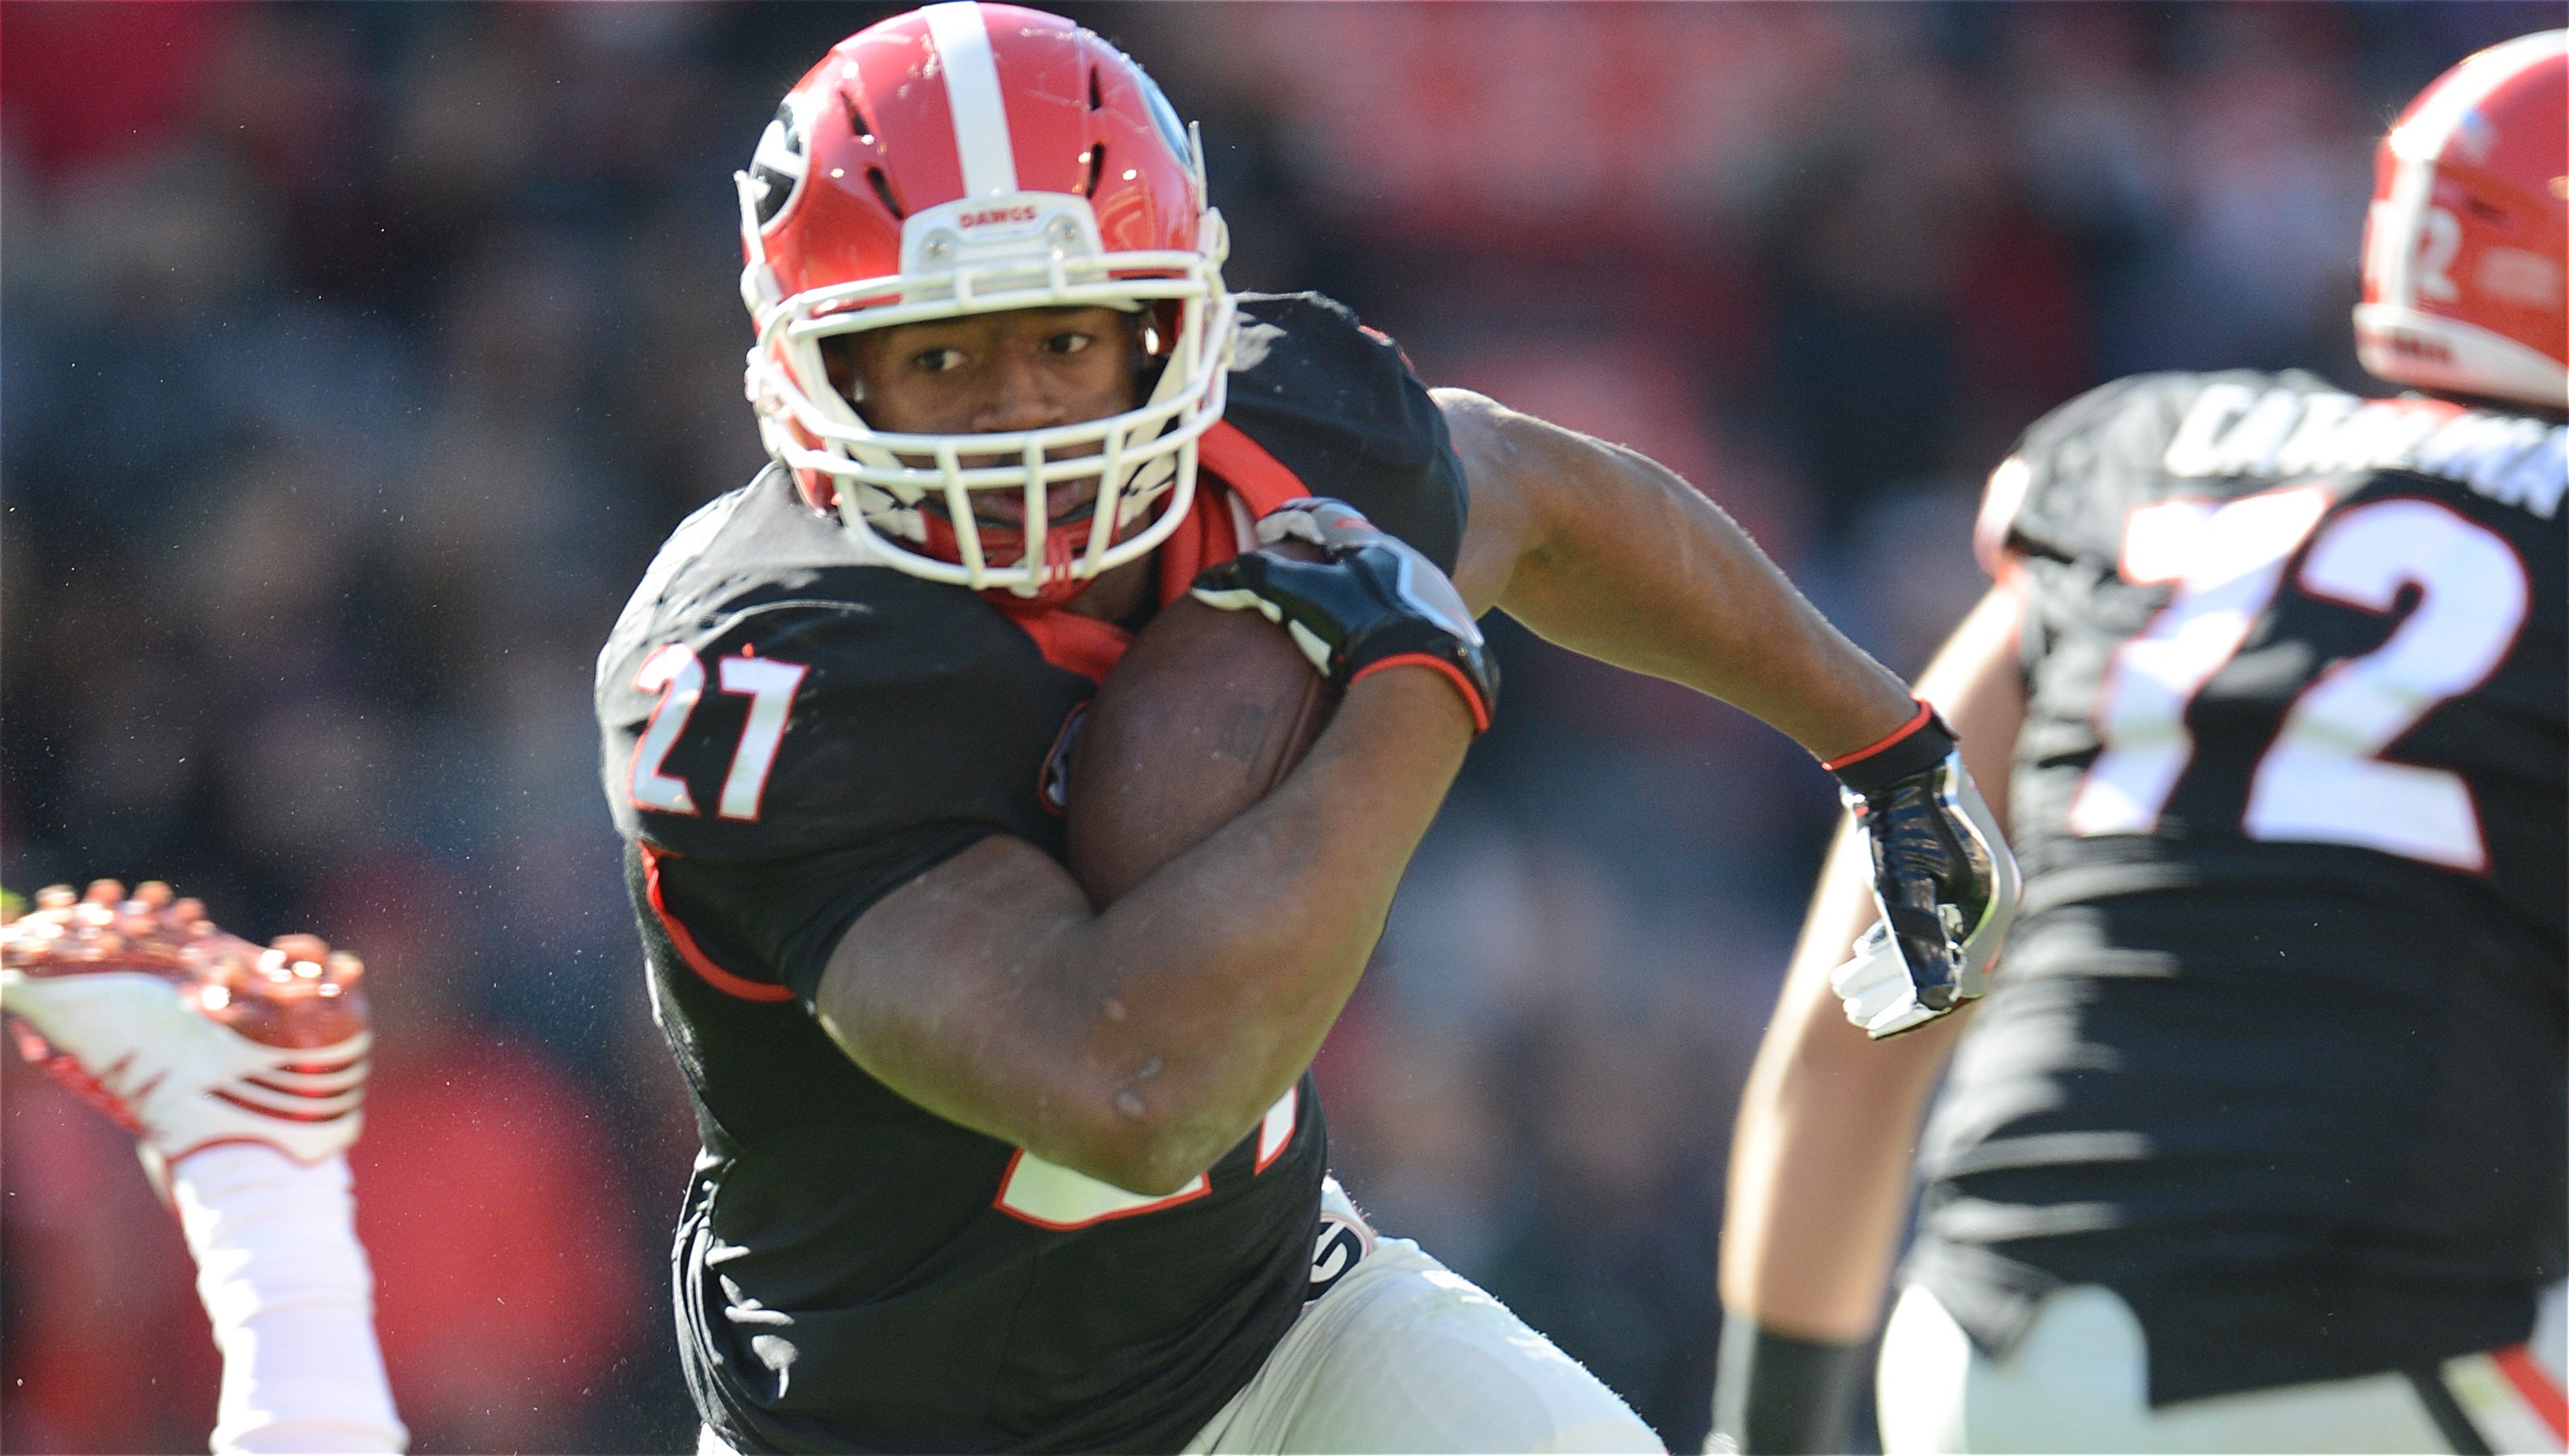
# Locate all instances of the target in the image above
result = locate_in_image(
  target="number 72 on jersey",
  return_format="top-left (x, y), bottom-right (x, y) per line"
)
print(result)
top-left (2073, 485), bottom-right (2530, 871)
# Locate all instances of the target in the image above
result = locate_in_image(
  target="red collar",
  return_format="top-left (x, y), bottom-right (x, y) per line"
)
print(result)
top-left (993, 421), bottom-right (1309, 683)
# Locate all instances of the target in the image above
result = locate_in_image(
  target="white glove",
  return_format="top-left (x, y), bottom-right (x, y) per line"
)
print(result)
top-left (1830, 918), bottom-right (1994, 1040)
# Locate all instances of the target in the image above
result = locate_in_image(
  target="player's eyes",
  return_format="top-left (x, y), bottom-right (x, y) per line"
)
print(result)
top-left (1045, 332), bottom-right (1093, 356)
top-left (912, 347), bottom-right (967, 373)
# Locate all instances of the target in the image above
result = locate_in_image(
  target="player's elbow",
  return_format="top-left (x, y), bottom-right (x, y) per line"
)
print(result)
top-left (1047, 1104), bottom-right (1222, 1198)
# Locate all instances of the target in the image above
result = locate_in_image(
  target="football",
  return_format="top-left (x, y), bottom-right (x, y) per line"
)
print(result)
top-left (1066, 569), bottom-right (1336, 907)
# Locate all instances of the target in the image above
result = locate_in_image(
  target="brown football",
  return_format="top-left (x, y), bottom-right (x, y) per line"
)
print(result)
top-left (1066, 561), bottom-right (1336, 907)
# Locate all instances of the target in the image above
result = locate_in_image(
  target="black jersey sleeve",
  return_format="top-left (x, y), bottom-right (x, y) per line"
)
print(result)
top-left (649, 827), bottom-right (995, 1003)
top-left (1221, 292), bottom-right (1468, 571)
top-left (599, 502), bottom-right (1094, 997)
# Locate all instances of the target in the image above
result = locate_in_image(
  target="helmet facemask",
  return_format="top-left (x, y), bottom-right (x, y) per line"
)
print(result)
top-left (740, 172), bottom-right (1235, 600)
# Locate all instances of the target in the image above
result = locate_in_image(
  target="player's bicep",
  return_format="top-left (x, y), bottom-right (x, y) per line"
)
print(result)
top-left (810, 835), bottom-right (1101, 1149)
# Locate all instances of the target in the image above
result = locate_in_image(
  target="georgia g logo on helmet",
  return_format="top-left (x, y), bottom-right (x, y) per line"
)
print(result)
top-left (746, 88), bottom-right (821, 232)
top-left (732, 2), bottom-right (1238, 600)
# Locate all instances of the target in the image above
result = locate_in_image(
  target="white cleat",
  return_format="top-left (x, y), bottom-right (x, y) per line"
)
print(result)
top-left (2, 881), bottom-right (370, 1166)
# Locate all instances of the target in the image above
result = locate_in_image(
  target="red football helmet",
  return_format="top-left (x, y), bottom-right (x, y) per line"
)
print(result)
top-left (2356, 30), bottom-right (2567, 412)
top-left (737, 2), bottom-right (1235, 596)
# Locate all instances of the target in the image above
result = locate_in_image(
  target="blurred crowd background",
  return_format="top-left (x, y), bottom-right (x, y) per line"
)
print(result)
top-left (1, 3), bottom-right (2548, 1451)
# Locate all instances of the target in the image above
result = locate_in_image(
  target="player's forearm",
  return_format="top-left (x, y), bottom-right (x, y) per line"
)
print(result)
top-left (823, 670), bottom-right (1470, 1193)
top-left (1062, 670), bottom-right (1471, 1188)
top-left (1442, 391), bottom-right (1914, 759)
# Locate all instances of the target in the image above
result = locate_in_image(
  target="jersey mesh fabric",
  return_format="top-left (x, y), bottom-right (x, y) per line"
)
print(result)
top-left (1909, 369), bottom-right (2567, 1405)
top-left (596, 293), bottom-right (1467, 1453)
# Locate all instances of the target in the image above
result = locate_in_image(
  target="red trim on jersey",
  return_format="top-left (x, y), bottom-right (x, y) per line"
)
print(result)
top-left (1149, 482), bottom-right (1243, 609)
top-left (639, 844), bottom-right (795, 1003)
top-left (1820, 701), bottom-right (1935, 773)
top-left (2494, 1344), bottom-right (2568, 1442)
top-left (1349, 652), bottom-right (1490, 733)
top-left (996, 425), bottom-right (1318, 685)
top-left (994, 604), bottom-right (1131, 685)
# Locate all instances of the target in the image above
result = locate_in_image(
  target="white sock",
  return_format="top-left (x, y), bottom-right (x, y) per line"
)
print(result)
top-left (169, 1143), bottom-right (409, 1454)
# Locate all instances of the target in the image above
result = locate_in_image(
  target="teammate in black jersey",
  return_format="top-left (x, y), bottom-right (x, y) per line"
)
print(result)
top-left (595, 6), bottom-right (2010, 1454)
top-left (1713, 32), bottom-right (2566, 1455)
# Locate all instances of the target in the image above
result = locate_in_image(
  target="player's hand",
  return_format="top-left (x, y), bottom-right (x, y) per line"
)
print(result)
top-left (1190, 497), bottom-right (1498, 732)
top-left (1, 880), bottom-right (372, 1165)
top-left (1824, 707), bottom-right (2020, 1038)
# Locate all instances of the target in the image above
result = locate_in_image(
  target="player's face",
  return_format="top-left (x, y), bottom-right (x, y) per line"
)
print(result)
top-left (832, 306), bottom-right (1142, 523)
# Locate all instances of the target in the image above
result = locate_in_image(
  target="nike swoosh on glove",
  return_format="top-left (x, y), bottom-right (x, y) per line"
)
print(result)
top-left (1824, 705), bottom-right (2021, 1038)
top-left (1191, 497), bottom-right (1498, 732)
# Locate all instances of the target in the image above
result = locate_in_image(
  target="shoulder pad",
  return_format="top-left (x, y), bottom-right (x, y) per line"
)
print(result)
top-left (2000, 370), bottom-right (2315, 566)
top-left (1218, 292), bottom-right (1467, 571)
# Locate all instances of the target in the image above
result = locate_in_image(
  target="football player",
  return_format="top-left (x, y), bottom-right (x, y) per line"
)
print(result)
top-left (1, 880), bottom-right (408, 1455)
top-left (1713, 31), bottom-right (2566, 1455)
top-left (596, 6), bottom-right (2011, 1452)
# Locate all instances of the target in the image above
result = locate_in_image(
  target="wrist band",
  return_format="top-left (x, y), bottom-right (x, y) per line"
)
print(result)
top-left (1709, 1317), bottom-right (1864, 1455)
top-left (1823, 702), bottom-right (1954, 797)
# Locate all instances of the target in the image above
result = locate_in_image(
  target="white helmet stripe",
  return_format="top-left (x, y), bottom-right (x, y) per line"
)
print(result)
top-left (923, 2), bottom-right (1019, 197)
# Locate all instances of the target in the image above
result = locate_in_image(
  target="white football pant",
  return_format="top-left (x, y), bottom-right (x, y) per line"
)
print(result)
top-left (1179, 1179), bottom-right (1663, 1454)
top-left (1877, 1279), bottom-right (2567, 1454)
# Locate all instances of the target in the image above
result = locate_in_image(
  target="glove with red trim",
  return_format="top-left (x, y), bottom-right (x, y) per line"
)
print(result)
top-left (1190, 497), bottom-right (1498, 732)
top-left (1824, 705), bottom-right (2020, 1038)
top-left (1, 880), bottom-right (372, 1166)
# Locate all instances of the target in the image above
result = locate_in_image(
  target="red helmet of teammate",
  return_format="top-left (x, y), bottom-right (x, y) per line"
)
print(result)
top-left (737, 2), bottom-right (1234, 596)
top-left (2355, 30), bottom-right (2567, 412)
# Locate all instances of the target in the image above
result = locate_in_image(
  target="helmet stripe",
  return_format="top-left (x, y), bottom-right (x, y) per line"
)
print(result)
top-left (922, 2), bottom-right (1019, 197)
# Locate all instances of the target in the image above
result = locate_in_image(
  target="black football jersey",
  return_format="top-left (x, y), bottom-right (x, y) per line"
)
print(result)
top-left (1909, 370), bottom-right (2567, 1404)
top-left (595, 293), bottom-right (1467, 1454)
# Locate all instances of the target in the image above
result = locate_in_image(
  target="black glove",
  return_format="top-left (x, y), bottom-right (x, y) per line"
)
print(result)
top-left (1823, 703), bottom-right (2020, 1037)
top-left (1707, 1317), bottom-right (1863, 1455)
top-left (1192, 497), bottom-right (1498, 732)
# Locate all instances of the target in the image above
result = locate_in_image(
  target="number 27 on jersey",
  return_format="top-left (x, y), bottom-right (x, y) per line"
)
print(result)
top-left (630, 643), bottom-right (807, 822)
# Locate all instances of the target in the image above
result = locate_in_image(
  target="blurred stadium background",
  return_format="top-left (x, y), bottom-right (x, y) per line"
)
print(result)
top-left (0, 3), bottom-right (2550, 1451)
